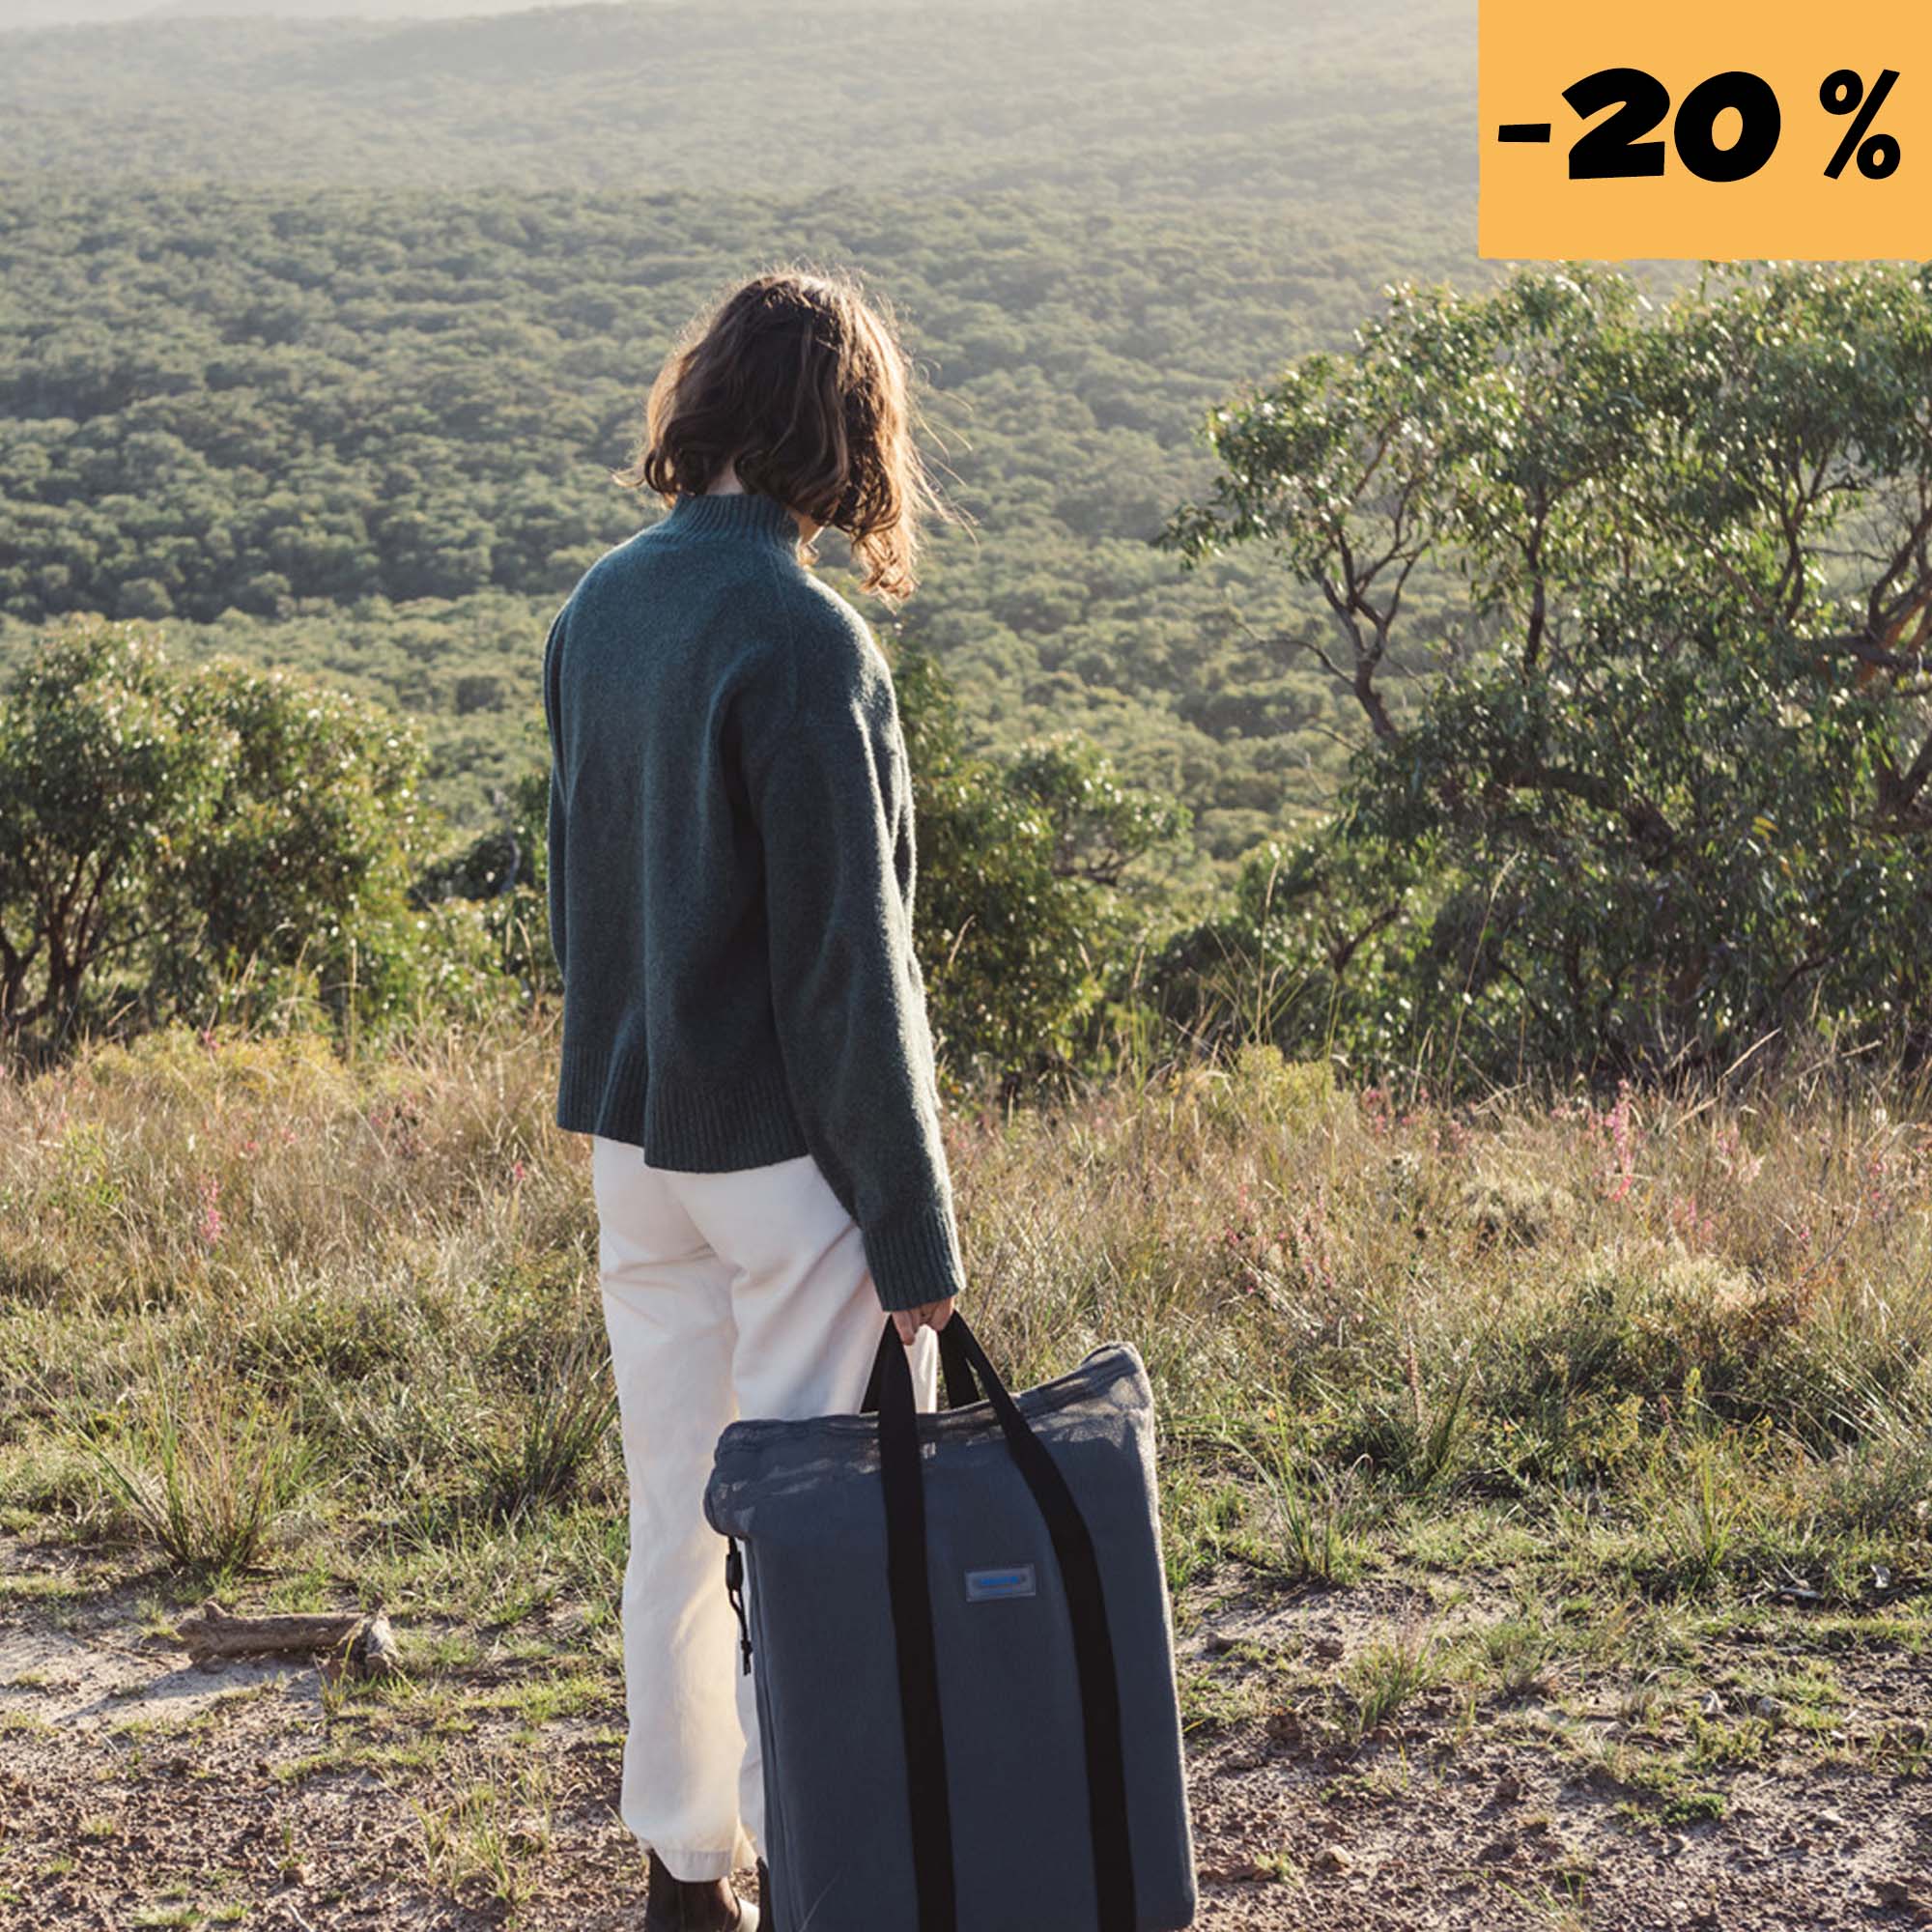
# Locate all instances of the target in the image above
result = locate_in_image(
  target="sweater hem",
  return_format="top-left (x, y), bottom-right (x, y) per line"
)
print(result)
top-left (556, 1046), bottom-right (810, 1173)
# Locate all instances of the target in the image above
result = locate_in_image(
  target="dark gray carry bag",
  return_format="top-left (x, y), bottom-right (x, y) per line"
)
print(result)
top-left (702, 1311), bottom-right (1197, 1932)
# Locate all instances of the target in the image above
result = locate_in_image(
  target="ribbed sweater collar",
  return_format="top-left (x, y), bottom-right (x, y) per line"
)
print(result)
top-left (656, 491), bottom-right (800, 547)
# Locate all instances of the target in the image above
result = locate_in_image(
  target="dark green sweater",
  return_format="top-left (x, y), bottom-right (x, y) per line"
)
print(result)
top-left (542, 489), bottom-right (966, 1313)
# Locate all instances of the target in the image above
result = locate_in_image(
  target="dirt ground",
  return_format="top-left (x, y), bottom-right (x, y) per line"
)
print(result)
top-left (2, 1539), bottom-right (1928, 1931)
top-left (1179, 1576), bottom-right (1932, 1931)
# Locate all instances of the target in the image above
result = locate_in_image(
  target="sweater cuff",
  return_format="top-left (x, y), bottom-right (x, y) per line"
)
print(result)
top-left (862, 1201), bottom-right (967, 1313)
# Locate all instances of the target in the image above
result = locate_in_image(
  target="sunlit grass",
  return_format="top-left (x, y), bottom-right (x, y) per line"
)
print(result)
top-left (0, 1018), bottom-right (1926, 1622)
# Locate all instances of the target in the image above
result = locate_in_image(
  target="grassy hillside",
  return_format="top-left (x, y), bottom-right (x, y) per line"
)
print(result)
top-left (0, 1025), bottom-right (1926, 1923)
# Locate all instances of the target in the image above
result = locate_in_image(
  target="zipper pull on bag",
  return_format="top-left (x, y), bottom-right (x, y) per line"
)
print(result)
top-left (724, 1537), bottom-right (753, 1676)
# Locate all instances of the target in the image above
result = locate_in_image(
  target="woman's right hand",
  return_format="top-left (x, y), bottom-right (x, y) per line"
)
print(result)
top-left (893, 1295), bottom-right (955, 1344)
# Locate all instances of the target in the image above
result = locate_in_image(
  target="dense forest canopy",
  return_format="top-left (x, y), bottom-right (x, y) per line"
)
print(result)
top-left (0, 0), bottom-right (1483, 867)
top-left (0, 184), bottom-right (1476, 860)
top-left (5, 1), bottom-right (1925, 1088)
top-left (0, 0), bottom-right (1470, 195)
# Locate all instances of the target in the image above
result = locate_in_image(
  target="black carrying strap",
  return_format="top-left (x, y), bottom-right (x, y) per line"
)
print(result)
top-left (872, 1327), bottom-right (959, 1932)
top-left (862, 1318), bottom-right (982, 1414)
top-left (866, 1314), bottom-right (1138, 1932)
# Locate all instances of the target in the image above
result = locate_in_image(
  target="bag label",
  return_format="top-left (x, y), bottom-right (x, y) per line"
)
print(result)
top-left (964, 1564), bottom-right (1037, 1602)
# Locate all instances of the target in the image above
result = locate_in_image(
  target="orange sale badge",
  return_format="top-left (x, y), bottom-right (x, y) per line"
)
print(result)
top-left (1481, 0), bottom-right (1926, 258)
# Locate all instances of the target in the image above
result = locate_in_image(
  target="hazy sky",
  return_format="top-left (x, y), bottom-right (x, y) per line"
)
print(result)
top-left (0, 0), bottom-right (625, 26)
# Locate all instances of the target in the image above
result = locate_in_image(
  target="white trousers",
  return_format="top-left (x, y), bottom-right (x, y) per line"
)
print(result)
top-left (593, 1135), bottom-right (941, 1883)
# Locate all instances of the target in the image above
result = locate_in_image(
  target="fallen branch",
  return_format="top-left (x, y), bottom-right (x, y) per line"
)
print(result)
top-left (178, 1601), bottom-right (402, 1679)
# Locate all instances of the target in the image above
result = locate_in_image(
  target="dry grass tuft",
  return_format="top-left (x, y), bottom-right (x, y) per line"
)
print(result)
top-left (0, 1020), bottom-right (1927, 1614)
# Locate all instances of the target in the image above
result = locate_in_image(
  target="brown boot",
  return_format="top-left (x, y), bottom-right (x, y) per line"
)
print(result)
top-left (644, 1849), bottom-right (757, 1932)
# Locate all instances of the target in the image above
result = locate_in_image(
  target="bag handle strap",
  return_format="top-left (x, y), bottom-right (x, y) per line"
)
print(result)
top-left (867, 1314), bottom-right (1139, 1932)
top-left (861, 1316), bottom-right (981, 1415)
top-left (872, 1323), bottom-right (960, 1932)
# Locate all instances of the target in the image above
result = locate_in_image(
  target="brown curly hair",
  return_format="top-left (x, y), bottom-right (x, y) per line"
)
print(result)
top-left (618, 268), bottom-right (944, 602)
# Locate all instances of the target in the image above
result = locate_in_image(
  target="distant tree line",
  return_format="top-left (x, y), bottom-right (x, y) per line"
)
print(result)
top-left (13, 266), bottom-right (1930, 1093)
top-left (0, 181), bottom-right (1466, 866)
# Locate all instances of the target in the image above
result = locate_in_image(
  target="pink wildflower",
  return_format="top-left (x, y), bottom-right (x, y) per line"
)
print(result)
top-left (1669, 1193), bottom-right (1717, 1244)
top-left (1602, 1080), bottom-right (1637, 1203)
top-left (196, 1176), bottom-right (224, 1250)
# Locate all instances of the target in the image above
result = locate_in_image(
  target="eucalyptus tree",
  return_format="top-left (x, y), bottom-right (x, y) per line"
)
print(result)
top-left (1164, 265), bottom-right (1932, 1082)
top-left (0, 619), bottom-right (430, 1050)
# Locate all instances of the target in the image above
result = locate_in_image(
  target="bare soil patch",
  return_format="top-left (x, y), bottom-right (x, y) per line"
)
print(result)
top-left (3, 1542), bottom-right (1927, 1930)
